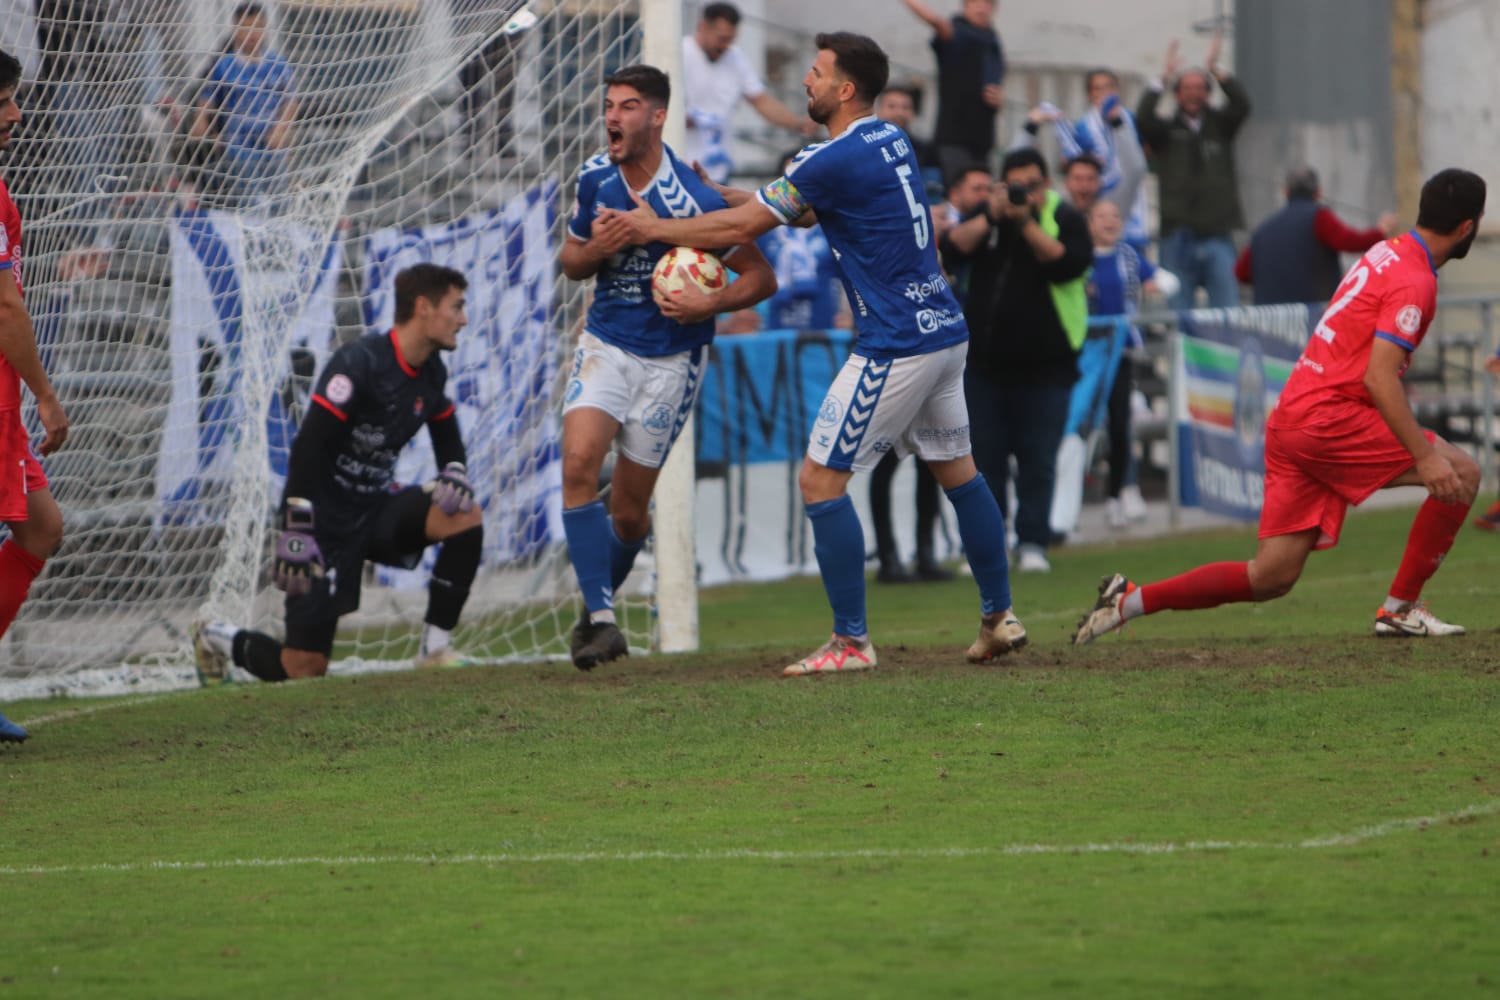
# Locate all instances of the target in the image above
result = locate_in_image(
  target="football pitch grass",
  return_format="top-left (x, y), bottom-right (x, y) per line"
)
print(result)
top-left (3, 505), bottom-right (1498, 998)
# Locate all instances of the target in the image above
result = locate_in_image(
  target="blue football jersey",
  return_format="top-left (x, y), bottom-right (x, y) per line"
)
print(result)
top-left (568, 145), bottom-right (730, 357)
top-left (755, 116), bottom-right (968, 359)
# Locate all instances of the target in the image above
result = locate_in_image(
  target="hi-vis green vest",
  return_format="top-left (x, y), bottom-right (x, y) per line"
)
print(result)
top-left (1040, 189), bottom-right (1089, 351)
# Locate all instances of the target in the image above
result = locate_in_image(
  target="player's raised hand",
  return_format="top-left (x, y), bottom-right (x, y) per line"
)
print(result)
top-left (1415, 452), bottom-right (1465, 505)
top-left (274, 498), bottom-right (325, 595)
top-left (1205, 28), bottom-right (1224, 77)
top-left (35, 394), bottom-right (68, 456)
top-left (1163, 39), bottom-right (1182, 82)
top-left (431, 461), bottom-right (475, 516)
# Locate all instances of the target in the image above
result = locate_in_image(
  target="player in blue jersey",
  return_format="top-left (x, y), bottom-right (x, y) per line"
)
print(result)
top-left (602, 33), bottom-right (1024, 676)
top-left (559, 64), bottom-right (775, 670)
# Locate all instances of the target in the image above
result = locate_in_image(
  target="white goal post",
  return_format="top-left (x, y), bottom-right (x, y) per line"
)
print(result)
top-left (0, 0), bottom-right (701, 699)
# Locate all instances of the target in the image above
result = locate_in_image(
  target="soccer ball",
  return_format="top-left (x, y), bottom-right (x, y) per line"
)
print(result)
top-left (652, 246), bottom-right (727, 305)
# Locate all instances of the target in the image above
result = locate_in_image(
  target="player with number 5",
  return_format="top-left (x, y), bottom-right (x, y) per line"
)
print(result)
top-left (1075, 169), bottom-right (1486, 645)
top-left (193, 264), bottom-right (485, 682)
top-left (601, 33), bottom-right (1025, 675)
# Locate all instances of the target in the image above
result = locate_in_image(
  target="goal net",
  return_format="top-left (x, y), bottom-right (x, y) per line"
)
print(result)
top-left (0, 0), bottom-right (653, 698)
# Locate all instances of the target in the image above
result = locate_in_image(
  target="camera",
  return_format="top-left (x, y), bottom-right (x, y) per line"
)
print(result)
top-left (1006, 182), bottom-right (1030, 206)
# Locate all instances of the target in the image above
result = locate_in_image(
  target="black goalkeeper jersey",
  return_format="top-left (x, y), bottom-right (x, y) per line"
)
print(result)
top-left (303, 329), bottom-right (455, 532)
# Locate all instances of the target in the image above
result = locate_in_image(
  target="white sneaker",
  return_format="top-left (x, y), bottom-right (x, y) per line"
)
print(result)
top-left (1120, 484), bottom-right (1148, 522)
top-left (1105, 498), bottom-right (1128, 529)
top-left (1373, 603), bottom-right (1466, 637)
top-left (1073, 573), bottom-right (1135, 645)
top-left (783, 634), bottom-right (877, 676)
top-left (966, 610), bottom-right (1028, 662)
top-left (1015, 544), bottom-right (1051, 573)
top-left (191, 619), bottom-right (238, 685)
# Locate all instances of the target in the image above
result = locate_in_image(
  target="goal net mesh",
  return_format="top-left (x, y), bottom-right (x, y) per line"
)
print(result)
top-left (0, 0), bottom-right (650, 698)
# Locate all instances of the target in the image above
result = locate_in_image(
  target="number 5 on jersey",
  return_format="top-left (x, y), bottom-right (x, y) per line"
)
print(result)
top-left (894, 163), bottom-right (929, 250)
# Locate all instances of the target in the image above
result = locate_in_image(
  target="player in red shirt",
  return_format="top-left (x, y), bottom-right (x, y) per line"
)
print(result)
top-left (1074, 168), bottom-right (1485, 645)
top-left (0, 49), bottom-right (70, 743)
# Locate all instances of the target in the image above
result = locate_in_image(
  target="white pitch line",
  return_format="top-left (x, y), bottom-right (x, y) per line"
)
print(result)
top-left (3, 801), bottom-right (1496, 877)
top-left (17, 694), bottom-right (175, 730)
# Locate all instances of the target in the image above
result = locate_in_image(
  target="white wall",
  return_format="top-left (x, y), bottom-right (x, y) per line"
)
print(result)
top-left (1421, 0), bottom-right (1500, 179)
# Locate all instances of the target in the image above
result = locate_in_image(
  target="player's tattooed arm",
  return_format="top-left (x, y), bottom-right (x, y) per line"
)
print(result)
top-left (604, 190), bottom-right (782, 250)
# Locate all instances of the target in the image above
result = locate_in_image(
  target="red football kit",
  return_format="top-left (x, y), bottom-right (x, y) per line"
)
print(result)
top-left (0, 176), bottom-right (48, 520)
top-left (1260, 231), bottom-right (1440, 548)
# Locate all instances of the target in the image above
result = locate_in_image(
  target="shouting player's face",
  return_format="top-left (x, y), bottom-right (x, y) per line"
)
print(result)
top-left (803, 50), bottom-right (846, 127)
top-left (603, 84), bottom-right (663, 165)
top-left (424, 287), bottom-right (468, 352)
top-left (0, 87), bottom-right (20, 151)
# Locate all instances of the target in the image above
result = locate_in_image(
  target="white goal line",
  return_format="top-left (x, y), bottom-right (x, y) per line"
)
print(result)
top-left (4, 801), bottom-right (1496, 878)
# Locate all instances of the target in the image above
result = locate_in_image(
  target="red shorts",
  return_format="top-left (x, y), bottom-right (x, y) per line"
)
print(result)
top-left (1260, 404), bottom-right (1431, 550)
top-left (0, 407), bottom-right (48, 522)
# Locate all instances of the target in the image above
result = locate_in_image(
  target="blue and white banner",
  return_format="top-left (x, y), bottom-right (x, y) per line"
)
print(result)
top-left (364, 181), bottom-right (563, 575)
top-left (158, 209), bottom-right (341, 524)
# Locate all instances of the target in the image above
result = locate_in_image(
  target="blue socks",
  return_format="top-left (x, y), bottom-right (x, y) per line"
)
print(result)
top-left (562, 500), bottom-right (615, 620)
top-left (946, 473), bottom-right (1012, 616)
top-left (806, 494), bottom-right (868, 638)
top-left (609, 521), bottom-right (646, 591)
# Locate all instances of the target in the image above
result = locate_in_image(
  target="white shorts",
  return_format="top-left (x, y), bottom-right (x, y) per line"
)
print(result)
top-left (563, 331), bottom-right (707, 469)
top-left (806, 343), bottom-right (972, 473)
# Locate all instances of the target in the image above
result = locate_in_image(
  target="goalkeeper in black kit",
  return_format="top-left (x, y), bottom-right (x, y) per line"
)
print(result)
top-left (193, 264), bottom-right (485, 682)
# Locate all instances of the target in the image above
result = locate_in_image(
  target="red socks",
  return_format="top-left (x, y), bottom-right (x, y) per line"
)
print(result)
top-left (1389, 497), bottom-right (1469, 603)
top-left (0, 539), bottom-right (43, 641)
top-left (1140, 561), bottom-right (1254, 614)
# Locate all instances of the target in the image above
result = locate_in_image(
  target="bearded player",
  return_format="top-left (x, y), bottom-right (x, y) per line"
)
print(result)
top-left (600, 33), bottom-right (1024, 676)
top-left (0, 50), bottom-right (69, 742)
top-left (1075, 168), bottom-right (1485, 645)
top-left (559, 64), bottom-right (773, 671)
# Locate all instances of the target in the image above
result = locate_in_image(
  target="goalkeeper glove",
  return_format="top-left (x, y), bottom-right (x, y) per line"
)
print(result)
top-left (274, 497), bottom-right (325, 595)
top-left (431, 462), bottom-right (475, 516)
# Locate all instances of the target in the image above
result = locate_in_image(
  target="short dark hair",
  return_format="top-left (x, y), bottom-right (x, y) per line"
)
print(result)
top-left (233, 1), bottom-right (266, 21)
top-left (1417, 168), bottom-right (1486, 234)
top-left (604, 64), bottom-right (671, 109)
top-left (394, 264), bottom-right (468, 323)
top-left (0, 49), bottom-right (20, 94)
top-left (1000, 146), bottom-right (1049, 180)
top-left (878, 82), bottom-right (923, 116)
top-left (945, 164), bottom-right (990, 192)
top-left (1063, 152), bottom-right (1103, 177)
top-left (701, 2), bottom-right (740, 25)
top-left (814, 32), bottom-right (889, 105)
top-left (1285, 166), bottom-right (1320, 201)
top-left (1084, 68), bottom-right (1118, 91)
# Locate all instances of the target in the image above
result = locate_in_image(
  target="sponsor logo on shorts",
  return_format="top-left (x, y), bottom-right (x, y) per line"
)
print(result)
top-left (871, 440), bottom-right (893, 453)
top-left (642, 402), bottom-right (674, 436)
top-left (1396, 305), bottom-right (1423, 335)
top-left (816, 395), bottom-right (842, 427)
top-left (326, 373), bottom-right (354, 405)
top-left (916, 425), bottom-right (968, 441)
top-left (565, 378), bottom-right (584, 404)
